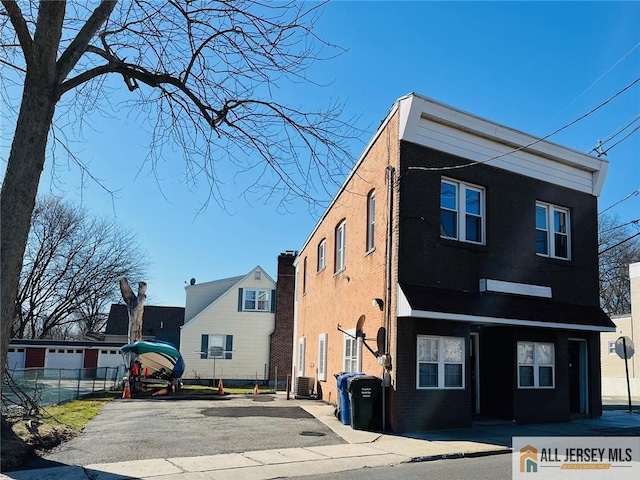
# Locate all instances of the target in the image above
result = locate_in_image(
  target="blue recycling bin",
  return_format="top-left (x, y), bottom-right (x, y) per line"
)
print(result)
top-left (336, 372), bottom-right (364, 425)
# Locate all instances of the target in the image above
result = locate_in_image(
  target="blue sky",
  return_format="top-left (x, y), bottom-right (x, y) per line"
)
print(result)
top-left (3, 1), bottom-right (640, 308)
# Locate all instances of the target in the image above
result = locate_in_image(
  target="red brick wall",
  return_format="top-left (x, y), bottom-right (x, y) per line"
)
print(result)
top-left (269, 252), bottom-right (296, 383)
top-left (295, 112), bottom-right (401, 406)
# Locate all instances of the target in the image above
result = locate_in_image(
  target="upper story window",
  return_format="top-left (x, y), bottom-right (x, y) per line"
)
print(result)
top-left (366, 190), bottom-right (376, 252)
top-left (440, 179), bottom-right (485, 244)
top-left (536, 202), bottom-right (570, 260)
top-left (608, 341), bottom-right (616, 355)
top-left (243, 289), bottom-right (270, 311)
top-left (317, 239), bottom-right (326, 272)
top-left (335, 220), bottom-right (346, 273)
top-left (302, 256), bottom-right (307, 294)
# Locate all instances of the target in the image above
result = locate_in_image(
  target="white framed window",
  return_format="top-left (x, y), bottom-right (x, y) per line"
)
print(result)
top-left (417, 336), bottom-right (465, 389)
top-left (440, 179), bottom-right (485, 244)
top-left (608, 341), bottom-right (616, 355)
top-left (302, 256), bottom-right (307, 294)
top-left (298, 337), bottom-right (306, 377)
top-left (317, 239), bottom-right (326, 272)
top-left (517, 342), bottom-right (555, 388)
top-left (335, 220), bottom-right (346, 272)
top-left (200, 334), bottom-right (233, 359)
top-left (536, 202), bottom-right (570, 260)
top-left (318, 333), bottom-right (328, 381)
top-left (343, 329), bottom-right (361, 373)
top-left (243, 289), bottom-right (270, 311)
top-left (366, 190), bottom-right (376, 252)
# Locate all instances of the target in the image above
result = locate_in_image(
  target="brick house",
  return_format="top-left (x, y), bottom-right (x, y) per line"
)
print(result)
top-left (292, 93), bottom-right (615, 432)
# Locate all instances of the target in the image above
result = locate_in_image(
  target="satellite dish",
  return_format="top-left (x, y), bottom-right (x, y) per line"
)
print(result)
top-left (376, 327), bottom-right (386, 354)
top-left (190, 278), bottom-right (196, 285)
top-left (355, 315), bottom-right (366, 338)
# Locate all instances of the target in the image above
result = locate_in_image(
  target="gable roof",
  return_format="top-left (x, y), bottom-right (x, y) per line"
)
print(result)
top-left (184, 266), bottom-right (275, 324)
top-left (105, 304), bottom-right (185, 337)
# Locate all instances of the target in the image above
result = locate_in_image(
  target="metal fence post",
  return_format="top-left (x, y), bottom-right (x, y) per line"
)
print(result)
top-left (76, 368), bottom-right (82, 399)
top-left (58, 369), bottom-right (62, 404)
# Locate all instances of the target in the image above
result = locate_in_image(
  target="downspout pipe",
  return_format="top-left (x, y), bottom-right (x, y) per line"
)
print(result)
top-left (383, 165), bottom-right (395, 432)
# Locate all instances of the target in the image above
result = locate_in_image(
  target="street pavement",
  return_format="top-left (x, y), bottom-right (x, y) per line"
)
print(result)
top-left (1, 394), bottom-right (639, 480)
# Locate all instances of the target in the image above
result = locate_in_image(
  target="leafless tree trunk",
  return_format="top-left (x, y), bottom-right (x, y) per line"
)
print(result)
top-left (0, 0), bottom-right (358, 394)
top-left (120, 277), bottom-right (146, 344)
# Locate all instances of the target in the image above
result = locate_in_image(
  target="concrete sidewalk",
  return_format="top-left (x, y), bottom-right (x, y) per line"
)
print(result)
top-left (2, 399), bottom-right (639, 480)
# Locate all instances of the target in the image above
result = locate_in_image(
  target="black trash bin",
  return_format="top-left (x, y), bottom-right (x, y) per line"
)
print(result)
top-left (348, 376), bottom-right (382, 431)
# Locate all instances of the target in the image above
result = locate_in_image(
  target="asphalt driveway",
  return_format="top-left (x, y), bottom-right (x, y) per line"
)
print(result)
top-left (22, 394), bottom-right (345, 470)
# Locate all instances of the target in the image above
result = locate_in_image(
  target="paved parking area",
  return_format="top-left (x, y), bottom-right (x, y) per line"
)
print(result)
top-left (20, 394), bottom-right (345, 470)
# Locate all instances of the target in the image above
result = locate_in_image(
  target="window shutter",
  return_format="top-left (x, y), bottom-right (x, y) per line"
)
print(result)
top-left (270, 289), bottom-right (276, 313)
top-left (200, 335), bottom-right (208, 359)
top-left (225, 335), bottom-right (233, 359)
top-left (237, 288), bottom-right (243, 312)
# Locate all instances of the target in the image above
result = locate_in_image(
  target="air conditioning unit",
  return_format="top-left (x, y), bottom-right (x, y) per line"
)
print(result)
top-left (296, 376), bottom-right (314, 397)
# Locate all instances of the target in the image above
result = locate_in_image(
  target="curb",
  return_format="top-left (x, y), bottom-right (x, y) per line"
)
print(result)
top-left (409, 448), bottom-right (511, 463)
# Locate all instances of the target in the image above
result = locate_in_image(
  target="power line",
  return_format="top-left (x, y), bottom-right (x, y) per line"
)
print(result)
top-left (599, 188), bottom-right (640, 215)
top-left (601, 124), bottom-right (640, 156)
top-left (551, 40), bottom-right (640, 122)
top-left (599, 218), bottom-right (640, 234)
top-left (591, 113), bottom-right (640, 155)
top-left (409, 76), bottom-right (640, 173)
top-left (599, 231), bottom-right (640, 256)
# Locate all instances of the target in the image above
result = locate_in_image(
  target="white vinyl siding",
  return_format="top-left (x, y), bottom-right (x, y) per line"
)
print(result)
top-left (179, 270), bottom-right (275, 381)
top-left (536, 202), bottom-right (570, 260)
top-left (518, 341), bottom-right (555, 388)
top-left (417, 336), bottom-right (465, 389)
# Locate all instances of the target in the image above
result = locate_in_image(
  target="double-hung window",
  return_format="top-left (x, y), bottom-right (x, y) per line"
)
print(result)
top-left (243, 289), bottom-right (270, 311)
top-left (335, 220), bottom-right (346, 272)
top-left (536, 202), bottom-right (570, 259)
top-left (417, 336), bottom-right (465, 389)
top-left (366, 190), bottom-right (376, 252)
top-left (440, 179), bottom-right (485, 244)
top-left (517, 342), bottom-right (554, 388)
top-left (200, 334), bottom-right (233, 359)
top-left (317, 239), bottom-right (326, 272)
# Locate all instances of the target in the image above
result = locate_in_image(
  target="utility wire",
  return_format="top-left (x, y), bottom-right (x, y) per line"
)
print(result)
top-left (599, 188), bottom-right (640, 215)
top-left (409, 76), bottom-right (640, 173)
top-left (601, 124), bottom-right (640, 156)
top-left (551, 40), bottom-right (640, 122)
top-left (601, 113), bottom-right (640, 145)
top-left (599, 231), bottom-right (640, 256)
top-left (599, 218), bottom-right (640, 234)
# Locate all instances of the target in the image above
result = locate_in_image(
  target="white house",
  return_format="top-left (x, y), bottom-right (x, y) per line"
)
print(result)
top-left (601, 262), bottom-right (640, 400)
top-left (179, 266), bottom-right (276, 383)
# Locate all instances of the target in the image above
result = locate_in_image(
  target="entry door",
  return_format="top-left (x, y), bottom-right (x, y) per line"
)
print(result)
top-left (470, 333), bottom-right (480, 416)
top-left (568, 340), bottom-right (588, 414)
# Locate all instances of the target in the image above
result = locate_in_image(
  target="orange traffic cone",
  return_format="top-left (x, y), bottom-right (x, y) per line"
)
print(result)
top-left (254, 384), bottom-right (259, 395)
top-left (122, 380), bottom-right (131, 399)
top-left (217, 378), bottom-right (224, 395)
top-left (144, 367), bottom-right (149, 377)
top-left (132, 363), bottom-right (139, 376)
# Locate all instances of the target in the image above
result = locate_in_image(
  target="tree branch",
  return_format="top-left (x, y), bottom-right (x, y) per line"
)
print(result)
top-left (56, 0), bottom-right (117, 83)
top-left (1, 0), bottom-right (35, 68)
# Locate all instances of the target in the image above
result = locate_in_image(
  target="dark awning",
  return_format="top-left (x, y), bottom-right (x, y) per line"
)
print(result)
top-left (398, 283), bottom-right (615, 332)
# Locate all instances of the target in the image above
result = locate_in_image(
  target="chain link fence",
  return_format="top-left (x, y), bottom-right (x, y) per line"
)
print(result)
top-left (2, 366), bottom-right (125, 414)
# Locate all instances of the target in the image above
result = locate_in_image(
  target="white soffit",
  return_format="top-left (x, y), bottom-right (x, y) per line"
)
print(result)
top-left (479, 278), bottom-right (552, 298)
top-left (398, 94), bottom-right (609, 196)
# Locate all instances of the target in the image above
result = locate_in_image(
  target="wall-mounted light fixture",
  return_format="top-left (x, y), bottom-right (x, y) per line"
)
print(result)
top-left (372, 298), bottom-right (384, 311)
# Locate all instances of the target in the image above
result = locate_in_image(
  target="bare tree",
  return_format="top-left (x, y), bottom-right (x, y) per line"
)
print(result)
top-left (13, 196), bottom-right (148, 339)
top-left (598, 214), bottom-right (640, 315)
top-left (0, 1), bottom-right (358, 389)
